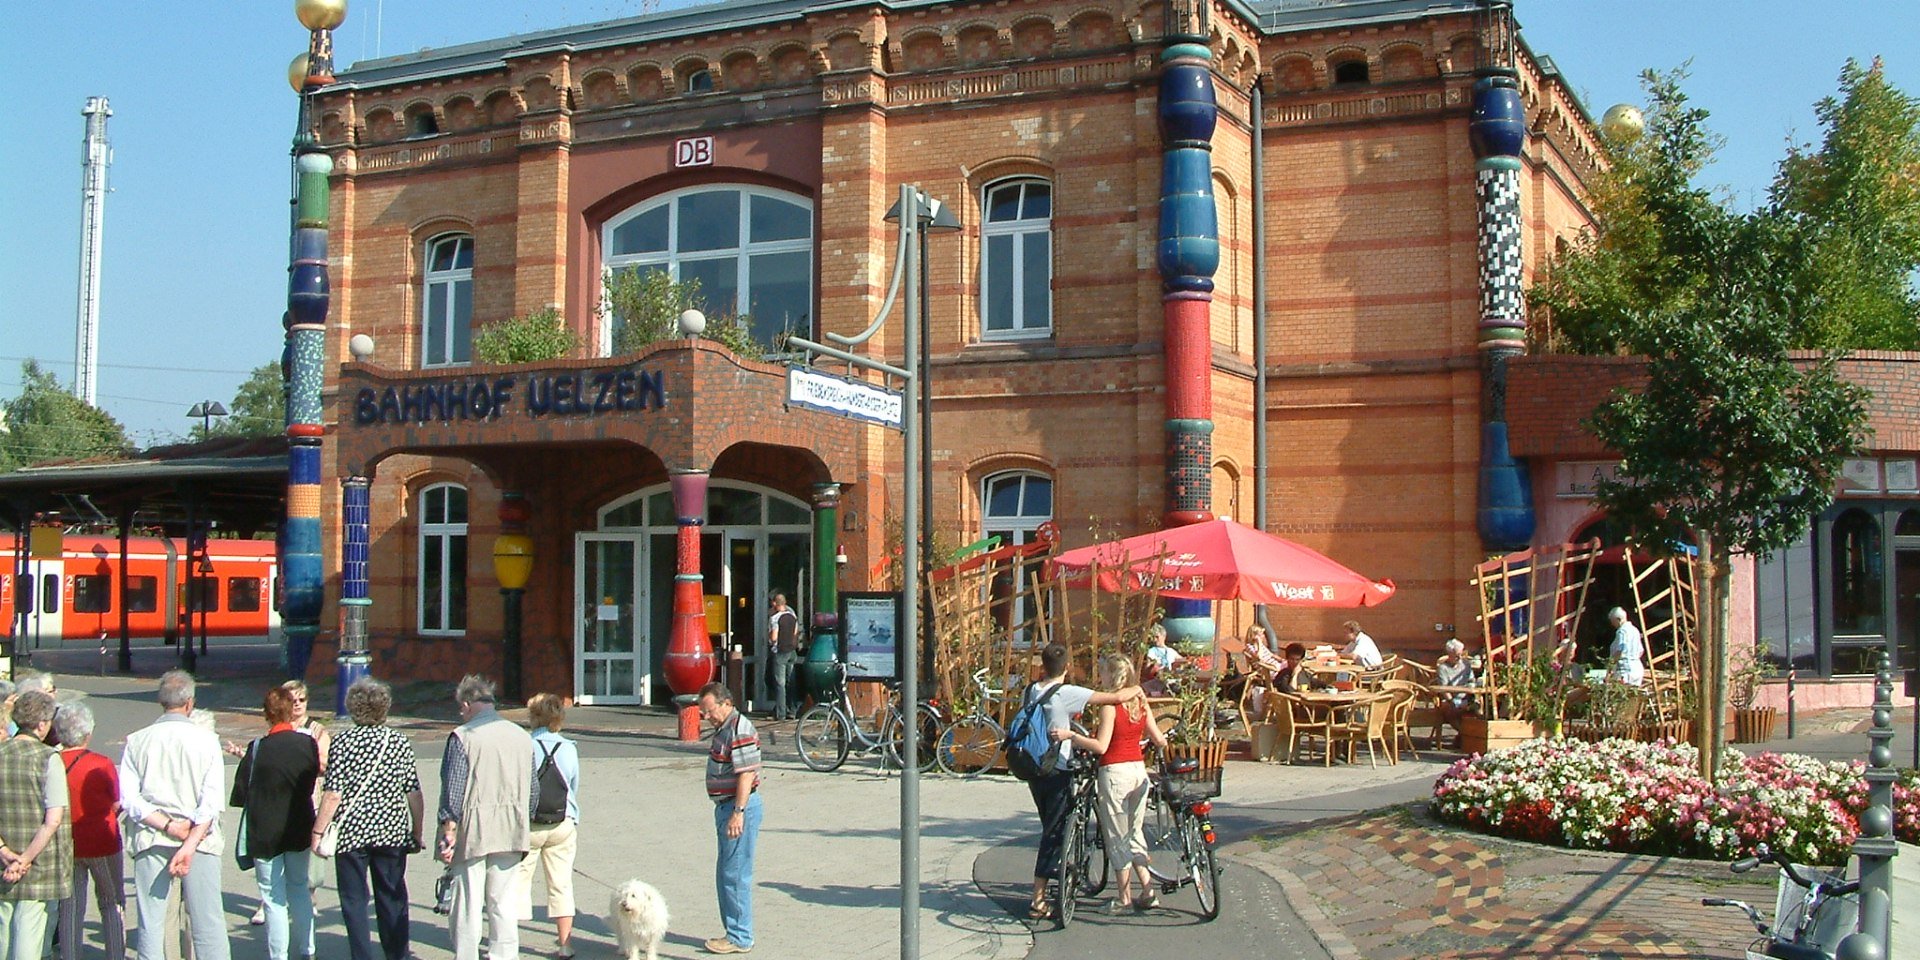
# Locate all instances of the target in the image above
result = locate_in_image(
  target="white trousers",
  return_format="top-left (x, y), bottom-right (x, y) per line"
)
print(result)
top-left (448, 852), bottom-right (522, 960)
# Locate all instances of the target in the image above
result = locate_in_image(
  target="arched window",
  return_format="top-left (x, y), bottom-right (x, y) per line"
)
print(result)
top-left (418, 483), bottom-right (469, 634)
top-left (980, 178), bottom-right (1052, 339)
top-left (603, 186), bottom-right (813, 350)
top-left (1331, 58), bottom-right (1370, 86)
top-left (983, 471), bottom-right (1052, 641)
top-left (1831, 508), bottom-right (1882, 636)
top-left (685, 69), bottom-right (714, 94)
top-left (1897, 509), bottom-right (1920, 538)
top-left (422, 234), bottom-right (474, 368)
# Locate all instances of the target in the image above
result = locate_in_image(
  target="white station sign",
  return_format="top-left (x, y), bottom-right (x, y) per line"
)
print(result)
top-left (786, 366), bottom-right (904, 430)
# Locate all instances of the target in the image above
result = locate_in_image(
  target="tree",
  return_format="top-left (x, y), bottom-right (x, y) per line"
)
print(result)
top-left (1585, 241), bottom-right (1870, 779)
top-left (192, 363), bottom-right (287, 440)
top-left (1531, 68), bottom-right (1734, 355)
top-left (1767, 58), bottom-right (1920, 351)
top-left (603, 267), bottom-right (765, 357)
top-left (0, 359), bottom-right (134, 472)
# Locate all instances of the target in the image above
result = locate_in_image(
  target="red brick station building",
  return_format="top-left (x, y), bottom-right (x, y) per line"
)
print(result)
top-left (212, 0), bottom-right (1920, 706)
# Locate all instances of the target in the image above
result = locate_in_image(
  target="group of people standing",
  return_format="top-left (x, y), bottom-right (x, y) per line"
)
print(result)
top-left (0, 668), bottom-right (764, 960)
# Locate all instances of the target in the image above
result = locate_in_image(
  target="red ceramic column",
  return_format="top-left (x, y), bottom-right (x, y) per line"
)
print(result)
top-left (663, 469), bottom-right (717, 699)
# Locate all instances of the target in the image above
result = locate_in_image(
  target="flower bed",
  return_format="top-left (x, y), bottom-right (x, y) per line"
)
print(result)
top-left (1431, 737), bottom-right (1920, 865)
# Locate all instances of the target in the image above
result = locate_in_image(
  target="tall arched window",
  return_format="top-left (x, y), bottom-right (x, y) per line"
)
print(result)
top-left (419, 483), bottom-right (469, 634)
top-left (422, 234), bottom-right (474, 368)
top-left (980, 178), bottom-right (1052, 339)
top-left (982, 471), bottom-right (1052, 641)
top-left (603, 186), bottom-right (813, 351)
top-left (1831, 508), bottom-right (1883, 636)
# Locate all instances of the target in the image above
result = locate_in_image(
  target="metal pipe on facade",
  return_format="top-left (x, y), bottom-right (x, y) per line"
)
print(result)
top-left (1251, 82), bottom-right (1274, 640)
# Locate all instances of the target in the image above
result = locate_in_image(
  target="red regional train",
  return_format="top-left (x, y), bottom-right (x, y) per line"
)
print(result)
top-left (1, 535), bottom-right (279, 643)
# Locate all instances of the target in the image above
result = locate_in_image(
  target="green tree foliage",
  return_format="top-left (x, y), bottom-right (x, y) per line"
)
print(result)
top-left (1533, 63), bottom-right (1920, 353)
top-left (193, 363), bottom-right (287, 440)
top-left (472, 308), bottom-right (581, 365)
top-left (1767, 58), bottom-right (1920, 350)
top-left (603, 267), bottom-right (764, 357)
top-left (1531, 68), bottom-right (1736, 354)
top-left (0, 360), bottom-right (134, 471)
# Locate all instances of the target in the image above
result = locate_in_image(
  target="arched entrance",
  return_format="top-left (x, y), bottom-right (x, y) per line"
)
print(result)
top-left (576, 480), bottom-right (811, 705)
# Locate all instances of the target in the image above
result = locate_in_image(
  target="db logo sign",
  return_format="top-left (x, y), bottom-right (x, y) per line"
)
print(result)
top-left (674, 136), bottom-right (714, 168)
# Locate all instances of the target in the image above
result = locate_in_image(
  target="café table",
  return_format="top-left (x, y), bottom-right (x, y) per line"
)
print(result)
top-left (1290, 688), bottom-right (1375, 767)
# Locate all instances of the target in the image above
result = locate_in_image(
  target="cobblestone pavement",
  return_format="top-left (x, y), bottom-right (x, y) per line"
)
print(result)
top-left (1231, 808), bottom-right (1777, 960)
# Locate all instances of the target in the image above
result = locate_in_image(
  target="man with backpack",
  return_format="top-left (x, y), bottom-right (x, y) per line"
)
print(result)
top-left (1009, 643), bottom-right (1142, 921)
top-left (766, 593), bottom-right (802, 721)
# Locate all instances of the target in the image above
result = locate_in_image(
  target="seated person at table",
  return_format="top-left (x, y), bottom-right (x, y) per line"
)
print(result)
top-left (1143, 624), bottom-right (1182, 674)
top-left (1341, 620), bottom-right (1384, 669)
top-left (1273, 643), bottom-right (1309, 695)
top-left (1217, 627), bottom-right (1281, 708)
top-left (1433, 638), bottom-right (1478, 744)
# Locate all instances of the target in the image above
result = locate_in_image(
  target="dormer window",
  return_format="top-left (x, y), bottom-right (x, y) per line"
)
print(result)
top-left (686, 69), bottom-right (714, 94)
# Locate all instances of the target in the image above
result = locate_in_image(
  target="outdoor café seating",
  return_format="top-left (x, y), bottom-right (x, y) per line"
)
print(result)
top-left (1329, 692), bottom-right (1395, 767)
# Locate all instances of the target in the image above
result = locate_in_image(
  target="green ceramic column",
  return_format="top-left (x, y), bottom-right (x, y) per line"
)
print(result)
top-left (802, 483), bottom-right (842, 701)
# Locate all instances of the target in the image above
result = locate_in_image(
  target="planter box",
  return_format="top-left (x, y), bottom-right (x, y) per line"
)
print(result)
top-left (1461, 717), bottom-right (1538, 754)
top-left (1165, 738), bottom-right (1229, 770)
top-left (1731, 707), bottom-right (1779, 744)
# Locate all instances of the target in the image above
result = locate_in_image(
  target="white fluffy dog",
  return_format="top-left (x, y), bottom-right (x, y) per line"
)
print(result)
top-left (609, 879), bottom-right (670, 960)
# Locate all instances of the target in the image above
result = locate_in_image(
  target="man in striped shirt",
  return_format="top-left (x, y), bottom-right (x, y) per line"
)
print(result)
top-left (697, 682), bottom-right (760, 955)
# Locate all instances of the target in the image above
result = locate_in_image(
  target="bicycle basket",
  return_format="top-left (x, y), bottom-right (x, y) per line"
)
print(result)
top-left (1162, 763), bottom-right (1223, 802)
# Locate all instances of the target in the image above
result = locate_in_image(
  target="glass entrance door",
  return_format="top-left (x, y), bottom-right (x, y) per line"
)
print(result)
top-left (575, 534), bottom-right (649, 705)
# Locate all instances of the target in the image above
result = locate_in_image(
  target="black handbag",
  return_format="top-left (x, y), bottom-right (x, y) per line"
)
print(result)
top-left (234, 740), bottom-right (257, 871)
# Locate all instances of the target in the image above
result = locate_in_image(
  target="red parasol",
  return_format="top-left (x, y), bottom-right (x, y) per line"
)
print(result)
top-left (1049, 517), bottom-right (1395, 608)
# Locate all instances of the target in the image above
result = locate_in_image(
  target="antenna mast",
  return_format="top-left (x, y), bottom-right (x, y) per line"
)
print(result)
top-left (75, 96), bottom-right (112, 407)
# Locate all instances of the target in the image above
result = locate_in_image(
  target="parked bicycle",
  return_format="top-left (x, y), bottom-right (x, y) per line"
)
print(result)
top-left (1142, 756), bottom-right (1222, 920)
top-left (1053, 754), bottom-right (1110, 929)
top-left (1701, 842), bottom-right (1859, 960)
top-left (935, 668), bottom-right (1014, 776)
top-left (794, 660), bottom-right (940, 773)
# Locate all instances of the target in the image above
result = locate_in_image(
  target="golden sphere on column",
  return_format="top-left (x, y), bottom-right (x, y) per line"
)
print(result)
top-left (295, 0), bottom-right (348, 31)
top-left (288, 53), bottom-right (312, 92)
top-left (1601, 103), bottom-right (1645, 142)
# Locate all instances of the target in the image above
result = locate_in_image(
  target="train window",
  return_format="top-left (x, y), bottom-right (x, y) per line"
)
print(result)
top-left (74, 575), bottom-right (111, 613)
top-left (229, 577), bottom-right (262, 612)
top-left (42, 574), bottom-right (59, 614)
top-left (188, 577), bottom-right (219, 613)
top-left (126, 576), bottom-right (158, 613)
top-left (18, 575), bottom-right (32, 614)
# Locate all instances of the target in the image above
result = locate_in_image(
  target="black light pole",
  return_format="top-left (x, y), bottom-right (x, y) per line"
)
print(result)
top-left (187, 400), bottom-right (229, 438)
top-left (918, 214), bottom-right (936, 680)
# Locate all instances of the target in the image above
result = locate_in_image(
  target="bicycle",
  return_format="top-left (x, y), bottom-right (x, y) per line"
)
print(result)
top-left (1053, 754), bottom-right (1110, 929)
top-left (1142, 756), bottom-right (1222, 920)
top-left (793, 661), bottom-right (940, 773)
top-left (935, 668), bottom-right (1013, 776)
top-left (1701, 842), bottom-right (1859, 960)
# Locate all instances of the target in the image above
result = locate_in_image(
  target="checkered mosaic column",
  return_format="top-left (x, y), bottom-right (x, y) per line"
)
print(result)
top-left (1469, 67), bottom-right (1535, 551)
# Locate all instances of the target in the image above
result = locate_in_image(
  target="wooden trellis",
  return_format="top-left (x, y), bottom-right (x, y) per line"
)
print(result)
top-left (1624, 547), bottom-right (1701, 723)
top-left (924, 523), bottom-right (1164, 728)
top-left (1471, 539), bottom-right (1605, 719)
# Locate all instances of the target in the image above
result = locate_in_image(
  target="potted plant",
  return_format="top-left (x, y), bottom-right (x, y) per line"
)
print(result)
top-left (1728, 642), bottom-right (1779, 744)
top-left (1461, 651), bottom-right (1558, 753)
top-left (1156, 660), bottom-right (1228, 769)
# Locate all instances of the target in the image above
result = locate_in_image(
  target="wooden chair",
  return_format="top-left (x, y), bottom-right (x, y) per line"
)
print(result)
top-left (1233, 651), bottom-right (1283, 738)
top-left (1274, 692), bottom-right (1326, 764)
top-left (1254, 692), bottom-right (1303, 763)
top-left (1395, 659), bottom-right (1436, 683)
top-left (1330, 694), bottom-right (1395, 767)
top-left (1378, 679), bottom-right (1425, 761)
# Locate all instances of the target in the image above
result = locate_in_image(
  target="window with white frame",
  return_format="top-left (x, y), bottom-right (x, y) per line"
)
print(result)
top-left (422, 234), bottom-right (474, 367)
top-left (602, 186), bottom-right (813, 351)
top-left (418, 483), bottom-right (468, 634)
top-left (980, 179), bottom-right (1052, 339)
top-left (982, 471), bottom-right (1053, 641)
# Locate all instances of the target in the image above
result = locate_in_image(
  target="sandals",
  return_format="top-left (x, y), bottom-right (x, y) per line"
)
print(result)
top-left (1106, 898), bottom-right (1134, 915)
top-left (1137, 890), bottom-right (1161, 911)
top-left (1026, 902), bottom-right (1056, 921)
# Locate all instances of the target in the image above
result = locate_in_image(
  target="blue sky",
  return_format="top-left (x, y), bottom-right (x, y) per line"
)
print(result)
top-left (1, 1), bottom-right (1914, 446)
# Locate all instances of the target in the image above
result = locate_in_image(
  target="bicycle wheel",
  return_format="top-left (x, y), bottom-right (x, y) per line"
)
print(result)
top-left (935, 715), bottom-right (1005, 776)
top-left (1057, 801), bottom-right (1083, 929)
top-left (1076, 804), bottom-right (1110, 897)
top-left (1143, 791), bottom-right (1191, 888)
top-left (795, 705), bottom-right (850, 772)
top-left (883, 704), bottom-right (941, 772)
top-left (1181, 814), bottom-right (1221, 920)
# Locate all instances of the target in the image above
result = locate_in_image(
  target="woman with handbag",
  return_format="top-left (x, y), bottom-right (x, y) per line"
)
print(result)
top-left (231, 688), bottom-right (320, 960)
top-left (311, 678), bottom-right (424, 960)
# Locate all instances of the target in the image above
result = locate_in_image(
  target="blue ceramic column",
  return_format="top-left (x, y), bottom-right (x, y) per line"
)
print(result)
top-left (1156, 1), bottom-right (1221, 650)
top-left (1469, 3), bottom-right (1534, 552)
top-left (335, 476), bottom-right (371, 715)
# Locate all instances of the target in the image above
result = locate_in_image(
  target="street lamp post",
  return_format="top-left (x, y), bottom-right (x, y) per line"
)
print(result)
top-left (186, 400), bottom-right (228, 438)
top-left (787, 183), bottom-right (957, 960)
